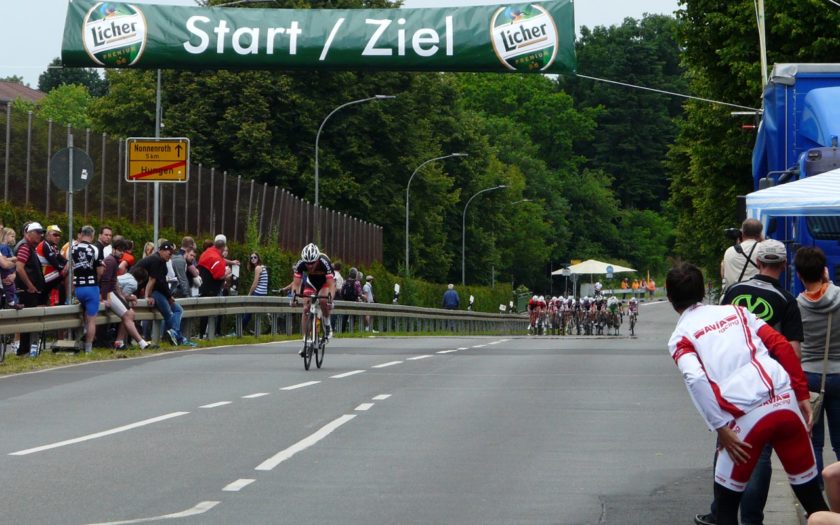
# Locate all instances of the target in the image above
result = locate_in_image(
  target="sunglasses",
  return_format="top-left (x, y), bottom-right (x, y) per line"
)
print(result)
top-left (250, 255), bottom-right (259, 260)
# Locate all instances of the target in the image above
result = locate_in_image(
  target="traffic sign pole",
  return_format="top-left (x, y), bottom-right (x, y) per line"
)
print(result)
top-left (66, 133), bottom-right (74, 305)
top-left (154, 69), bottom-right (161, 250)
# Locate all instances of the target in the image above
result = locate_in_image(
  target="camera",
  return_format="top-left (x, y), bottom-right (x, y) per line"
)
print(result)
top-left (724, 227), bottom-right (742, 242)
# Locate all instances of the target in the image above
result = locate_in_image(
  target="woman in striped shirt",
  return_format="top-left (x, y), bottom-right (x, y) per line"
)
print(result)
top-left (241, 252), bottom-right (268, 333)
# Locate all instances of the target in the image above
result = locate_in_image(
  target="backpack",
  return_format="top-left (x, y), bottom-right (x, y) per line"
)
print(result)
top-left (340, 279), bottom-right (358, 302)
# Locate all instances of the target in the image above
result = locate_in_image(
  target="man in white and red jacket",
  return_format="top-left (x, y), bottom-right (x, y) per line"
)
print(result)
top-left (198, 234), bottom-right (230, 298)
top-left (666, 262), bottom-right (827, 525)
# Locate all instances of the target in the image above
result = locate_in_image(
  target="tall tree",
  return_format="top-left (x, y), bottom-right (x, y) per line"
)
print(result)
top-left (667, 0), bottom-right (840, 274)
top-left (38, 58), bottom-right (107, 97)
top-left (568, 15), bottom-right (685, 211)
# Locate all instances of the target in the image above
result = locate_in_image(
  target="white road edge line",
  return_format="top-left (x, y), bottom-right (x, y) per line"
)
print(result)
top-left (372, 361), bottom-right (402, 368)
top-left (355, 403), bottom-right (374, 411)
top-left (372, 394), bottom-right (391, 401)
top-left (242, 393), bottom-right (270, 399)
top-left (9, 412), bottom-right (190, 456)
top-left (437, 350), bottom-right (457, 354)
top-left (255, 414), bottom-right (356, 471)
top-left (407, 355), bottom-right (432, 361)
top-left (200, 401), bottom-right (231, 409)
top-left (85, 501), bottom-right (220, 525)
top-left (472, 344), bottom-right (487, 348)
top-left (281, 381), bottom-right (321, 391)
top-left (222, 479), bottom-right (255, 492)
top-left (331, 370), bottom-right (365, 379)
top-left (457, 347), bottom-right (469, 350)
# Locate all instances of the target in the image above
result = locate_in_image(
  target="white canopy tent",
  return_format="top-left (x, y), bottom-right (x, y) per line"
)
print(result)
top-left (551, 259), bottom-right (636, 276)
top-left (746, 168), bottom-right (840, 222)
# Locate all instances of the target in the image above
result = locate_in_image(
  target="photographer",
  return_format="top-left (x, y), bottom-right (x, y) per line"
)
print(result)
top-left (720, 218), bottom-right (763, 293)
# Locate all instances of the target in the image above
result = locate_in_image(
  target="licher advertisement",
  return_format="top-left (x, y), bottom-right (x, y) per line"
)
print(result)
top-left (61, 0), bottom-right (575, 74)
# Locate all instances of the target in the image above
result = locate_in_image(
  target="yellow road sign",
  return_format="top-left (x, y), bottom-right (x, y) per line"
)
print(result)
top-left (126, 137), bottom-right (190, 182)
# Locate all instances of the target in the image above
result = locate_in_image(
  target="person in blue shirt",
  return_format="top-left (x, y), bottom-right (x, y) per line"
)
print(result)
top-left (443, 283), bottom-right (460, 310)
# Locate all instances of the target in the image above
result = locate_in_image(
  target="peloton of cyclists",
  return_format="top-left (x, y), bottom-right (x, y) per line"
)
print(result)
top-left (291, 243), bottom-right (336, 355)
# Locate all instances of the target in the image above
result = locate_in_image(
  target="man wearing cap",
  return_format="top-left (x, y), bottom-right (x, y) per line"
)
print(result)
top-left (37, 225), bottom-right (67, 306)
top-left (197, 234), bottom-right (231, 338)
top-left (136, 241), bottom-right (191, 346)
top-left (695, 239), bottom-right (802, 525)
top-left (14, 222), bottom-right (46, 355)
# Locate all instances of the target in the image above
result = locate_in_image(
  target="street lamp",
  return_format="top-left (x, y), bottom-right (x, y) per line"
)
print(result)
top-left (511, 198), bottom-right (531, 205)
top-left (462, 184), bottom-right (507, 286)
top-left (405, 152), bottom-right (468, 276)
top-left (314, 94), bottom-right (395, 243)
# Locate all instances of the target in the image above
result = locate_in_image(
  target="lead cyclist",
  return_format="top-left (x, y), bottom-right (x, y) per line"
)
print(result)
top-left (291, 243), bottom-right (336, 355)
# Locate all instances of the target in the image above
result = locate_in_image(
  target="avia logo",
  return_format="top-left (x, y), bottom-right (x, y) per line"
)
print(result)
top-left (83, 3), bottom-right (147, 67)
top-left (490, 4), bottom-right (559, 72)
top-left (730, 294), bottom-right (775, 322)
top-left (694, 314), bottom-right (739, 339)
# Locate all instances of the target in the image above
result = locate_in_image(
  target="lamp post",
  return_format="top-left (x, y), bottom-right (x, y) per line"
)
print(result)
top-left (462, 184), bottom-right (507, 286)
top-left (511, 198), bottom-right (531, 205)
top-left (314, 94), bottom-right (395, 243)
top-left (405, 153), bottom-right (468, 276)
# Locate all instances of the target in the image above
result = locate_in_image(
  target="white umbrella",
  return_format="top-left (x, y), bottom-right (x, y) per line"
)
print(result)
top-left (551, 259), bottom-right (636, 276)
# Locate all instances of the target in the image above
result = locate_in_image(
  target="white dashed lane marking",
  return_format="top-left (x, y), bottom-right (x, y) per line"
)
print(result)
top-left (242, 393), bottom-right (270, 399)
top-left (255, 414), bottom-right (356, 471)
top-left (407, 355), bottom-right (433, 361)
top-left (200, 402), bottom-right (231, 409)
top-left (372, 394), bottom-right (391, 401)
top-left (372, 361), bottom-right (402, 368)
top-left (222, 479), bottom-right (255, 492)
top-left (10, 412), bottom-right (190, 456)
top-left (355, 403), bottom-right (374, 411)
top-left (281, 381), bottom-right (320, 391)
top-left (437, 350), bottom-right (457, 354)
top-left (331, 370), bottom-right (365, 379)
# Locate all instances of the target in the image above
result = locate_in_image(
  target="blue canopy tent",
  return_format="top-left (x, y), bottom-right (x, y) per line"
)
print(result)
top-left (746, 168), bottom-right (840, 223)
top-left (745, 168), bottom-right (840, 292)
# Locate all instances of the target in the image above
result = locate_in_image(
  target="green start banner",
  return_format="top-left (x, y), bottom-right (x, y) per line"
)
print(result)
top-left (61, 0), bottom-right (575, 74)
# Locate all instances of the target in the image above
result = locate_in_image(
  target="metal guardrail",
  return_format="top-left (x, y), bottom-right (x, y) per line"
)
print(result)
top-left (0, 296), bottom-right (528, 354)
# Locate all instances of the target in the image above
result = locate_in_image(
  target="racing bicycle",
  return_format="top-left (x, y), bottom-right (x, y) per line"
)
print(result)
top-left (295, 292), bottom-right (331, 370)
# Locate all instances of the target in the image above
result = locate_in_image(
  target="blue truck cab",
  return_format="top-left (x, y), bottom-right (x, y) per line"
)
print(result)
top-left (752, 64), bottom-right (840, 292)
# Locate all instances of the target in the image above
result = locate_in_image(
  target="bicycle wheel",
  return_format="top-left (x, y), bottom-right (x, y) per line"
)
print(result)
top-left (315, 322), bottom-right (326, 369)
top-left (303, 316), bottom-right (316, 371)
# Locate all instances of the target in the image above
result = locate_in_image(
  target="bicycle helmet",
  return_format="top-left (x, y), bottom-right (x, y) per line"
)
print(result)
top-left (301, 243), bottom-right (321, 263)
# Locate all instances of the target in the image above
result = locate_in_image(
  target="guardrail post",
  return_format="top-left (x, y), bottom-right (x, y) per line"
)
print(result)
top-left (208, 317), bottom-right (217, 340)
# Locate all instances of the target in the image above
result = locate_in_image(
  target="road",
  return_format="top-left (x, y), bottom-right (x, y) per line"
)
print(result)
top-left (0, 301), bottom-right (720, 525)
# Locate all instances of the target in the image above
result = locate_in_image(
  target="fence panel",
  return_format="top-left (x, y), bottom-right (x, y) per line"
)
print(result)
top-left (0, 106), bottom-right (382, 265)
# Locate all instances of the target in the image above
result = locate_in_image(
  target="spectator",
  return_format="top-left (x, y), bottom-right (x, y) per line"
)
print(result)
top-left (179, 236), bottom-right (200, 284)
top-left (721, 218), bottom-right (763, 293)
top-left (95, 225), bottom-right (113, 260)
top-left (72, 225), bottom-right (102, 354)
top-left (15, 222), bottom-right (46, 355)
top-left (808, 462), bottom-right (840, 523)
top-left (170, 247), bottom-right (196, 299)
top-left (796, 246), bottom-right (840, 479)
top-left (142, 241), bottom-right (154, 259)
top-left (136, 240), bottom-right (193, 346)
top-left (695, 239), bottom-right (804, 525)
top-left (333, 261), bottom-right (344, 294)
top-left (240, 252), bottom-right (268, 333)
top-left (363, 274), bottom-right (376, 332)
top-left (647, 277), bottom-right (656, 299)
top-left (197, 234), bottom-right (231, 337)
top-left (100, 237), bottom-right (154, 350)
top-left (37, 225), bottom-right (67, 306)
top-left (118, 240), bottom-right (135, 275)
top-left (666, 262), bottom-right (828, 525)
top-left (443, 283), bottom-right (460, 310)
top-left (0, 227), bottom-right (21, 310)
top-left (118, 266), bottom-right (148, 300)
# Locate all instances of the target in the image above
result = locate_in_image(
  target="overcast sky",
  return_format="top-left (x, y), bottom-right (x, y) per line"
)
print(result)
top-left (1, 0), bottom-right (679, 88)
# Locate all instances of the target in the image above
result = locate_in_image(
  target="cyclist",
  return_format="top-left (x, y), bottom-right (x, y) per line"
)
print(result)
top-left (527, 294), bottom-right (539, 333)
top-left (628, 297), bottom-right (639, 317)
top-left (291, 243), bottom-right (336, 355)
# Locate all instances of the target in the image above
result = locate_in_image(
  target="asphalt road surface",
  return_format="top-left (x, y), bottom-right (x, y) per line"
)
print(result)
top-left (0, 301), bottom-right (720, 525)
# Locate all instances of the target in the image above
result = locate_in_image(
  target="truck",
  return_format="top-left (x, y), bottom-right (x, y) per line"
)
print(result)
top-left (751, 63), bottom-right (840, 293)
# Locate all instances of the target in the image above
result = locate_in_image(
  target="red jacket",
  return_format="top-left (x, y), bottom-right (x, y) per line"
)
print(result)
top-left (198, 246), bottom-right (226, 280)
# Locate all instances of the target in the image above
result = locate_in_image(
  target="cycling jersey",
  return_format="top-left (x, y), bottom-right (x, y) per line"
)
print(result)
top-left (293, 255), bottom-right (335, 292)
top-left (72, 241), bottom-right (100, 287)
top-left (668, 303), bottom-right (808, 431)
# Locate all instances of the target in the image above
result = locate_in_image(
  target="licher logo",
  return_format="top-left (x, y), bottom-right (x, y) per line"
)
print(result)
top-left (82, 3), bottom-right (147, 67)
top-left (490, 4), bottom-right (559, 72)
